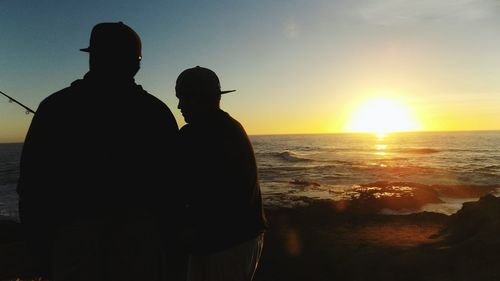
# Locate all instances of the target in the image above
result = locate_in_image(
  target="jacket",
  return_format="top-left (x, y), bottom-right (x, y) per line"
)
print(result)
top-left (179, 109), bottom-right (267, 254)
top-left (17, 72), bottom-right (179, 254)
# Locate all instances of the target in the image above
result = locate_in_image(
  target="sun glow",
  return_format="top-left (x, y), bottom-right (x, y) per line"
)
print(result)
top-left (345, 98), bottom-right (421, 134)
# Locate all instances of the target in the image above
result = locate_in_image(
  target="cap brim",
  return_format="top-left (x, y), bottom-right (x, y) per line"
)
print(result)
top-left (80, 47), bottom-right (91, 52)
top-left (221, 90), bottom-right (236, 94)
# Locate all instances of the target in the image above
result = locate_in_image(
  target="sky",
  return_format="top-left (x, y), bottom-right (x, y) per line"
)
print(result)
top-left (1, 0), bottom-right (500, 142)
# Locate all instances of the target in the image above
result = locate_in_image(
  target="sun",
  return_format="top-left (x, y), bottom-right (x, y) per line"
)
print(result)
top-left (345, 98), bottom-right (421, 134)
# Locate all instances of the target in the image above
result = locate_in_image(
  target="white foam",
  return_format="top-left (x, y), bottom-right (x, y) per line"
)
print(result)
top-left (421, 197), bottom-right (480, 215)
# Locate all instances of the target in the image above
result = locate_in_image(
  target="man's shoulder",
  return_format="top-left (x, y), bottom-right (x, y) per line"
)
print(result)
top-left (179, 123), bottom-right (194, 135)
top-left (139, 90), bottom-right (169, 110)
top-left (220, 111), bottom-right (247, 135)
top-left (38, 81), bottom-right (82, 110)
top-left (137, 89), bottom-right (177, 120)
top-left (133, 88), bottom-right (178, 131)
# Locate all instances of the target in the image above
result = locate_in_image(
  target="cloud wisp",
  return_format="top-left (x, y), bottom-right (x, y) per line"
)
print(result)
top-left (284, 18), bottom-right (300, 39)
top-left (357, 0), bottom-right (500, 25)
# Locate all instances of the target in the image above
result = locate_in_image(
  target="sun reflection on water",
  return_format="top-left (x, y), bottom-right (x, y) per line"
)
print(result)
top-left (377, 132), bottom-right (386, 140)
top-left (375, 142), bottom-right (388, 156)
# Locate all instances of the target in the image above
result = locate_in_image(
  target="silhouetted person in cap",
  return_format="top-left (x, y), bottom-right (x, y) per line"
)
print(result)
top-left (17, 22), bottom-right (178, 281)
top-left (175, 66), bottom-right (267, 281)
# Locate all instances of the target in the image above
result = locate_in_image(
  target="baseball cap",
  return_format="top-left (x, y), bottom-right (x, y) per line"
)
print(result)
top-left (176, 66), bottom-right (236, 97)
top-left (80, 22), bottom-right (142, 60)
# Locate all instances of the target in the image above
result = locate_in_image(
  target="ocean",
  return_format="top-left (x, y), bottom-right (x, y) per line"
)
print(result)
top-left (1, 131), bottom-right (499, 220)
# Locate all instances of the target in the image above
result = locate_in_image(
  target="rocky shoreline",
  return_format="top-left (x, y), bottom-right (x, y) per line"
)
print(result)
top-left (3, 194), bottom-right (500, 281)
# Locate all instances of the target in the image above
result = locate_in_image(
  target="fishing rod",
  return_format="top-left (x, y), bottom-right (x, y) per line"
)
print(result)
top-left (0, 90), bottom-right (36, 115)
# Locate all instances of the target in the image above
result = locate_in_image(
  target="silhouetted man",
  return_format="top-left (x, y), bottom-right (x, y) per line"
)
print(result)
top-left (175, 66), bottom-right (267, 281)
top-left (17, 22), bottom-right (178, 281)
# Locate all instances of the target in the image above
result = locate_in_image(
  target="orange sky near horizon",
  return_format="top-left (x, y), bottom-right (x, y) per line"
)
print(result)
top-left (2, 85), bottom-right (500, 143)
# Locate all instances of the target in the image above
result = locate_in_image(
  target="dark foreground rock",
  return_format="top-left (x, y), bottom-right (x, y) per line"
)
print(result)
top-left (4, 195), bottom-right (500, 281)
top-left (254, 195), bottom-right (500, 281)
top-left (254, 200), bottom-right (448, 281)
top-left (437, 194), bottom-right (500, 244)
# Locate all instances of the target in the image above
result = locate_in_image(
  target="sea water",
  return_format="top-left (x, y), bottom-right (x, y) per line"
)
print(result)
top-left (254, 131), bottom-right (500, 213)
top-left (0, 143), bottom-right (21, 219)
top-left (1, 131), bottom-right (499, 219)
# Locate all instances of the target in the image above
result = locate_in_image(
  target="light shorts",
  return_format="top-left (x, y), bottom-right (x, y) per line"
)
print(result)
top-left (187, 233), bottom-right (265, 281)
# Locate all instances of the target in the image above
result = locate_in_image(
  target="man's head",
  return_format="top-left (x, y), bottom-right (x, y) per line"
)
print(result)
top-left (175, 66), bottom-right (235, 123)
top-left (81, 22), bottom-right (142, 79)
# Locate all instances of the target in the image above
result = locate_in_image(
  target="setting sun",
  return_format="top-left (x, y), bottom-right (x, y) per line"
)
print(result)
top-left (345, 98), bottom-right (421, 134)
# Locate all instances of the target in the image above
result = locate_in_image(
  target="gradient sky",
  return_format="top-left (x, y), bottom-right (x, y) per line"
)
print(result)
top-left (1, 0), bottom-right (500, 143)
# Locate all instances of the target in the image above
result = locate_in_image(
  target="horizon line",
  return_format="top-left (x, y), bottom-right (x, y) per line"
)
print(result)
top-left (248, 129), bottom-right (500, 137)
top-left (2, 129), bottom-right (500, 144)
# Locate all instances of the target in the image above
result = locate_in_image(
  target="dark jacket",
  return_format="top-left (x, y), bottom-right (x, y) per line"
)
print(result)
top-left (17, 73), bottom-right (178, 255)
top-left (179, 109), bottom-right (267, 254)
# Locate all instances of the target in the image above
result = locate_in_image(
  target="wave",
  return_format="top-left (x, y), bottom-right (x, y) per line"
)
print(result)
top-left (445, 148), bottom-right (499, 153)
top-left (289, 179), bottom-right (321, 187)
top-left (259, 164), bottom-right (342, 174)
top-left (273, 151), bottom-right (314, 162)
top-left (396, 148), bottom-right (440, 154)
top-left (474, 165), bottom-right (500, 173)
top-left (377, 157), bottom-right (409, 161)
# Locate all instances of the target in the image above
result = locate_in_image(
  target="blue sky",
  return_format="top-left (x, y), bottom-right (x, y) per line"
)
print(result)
top-left (2, 0), bottom-right (500, 142)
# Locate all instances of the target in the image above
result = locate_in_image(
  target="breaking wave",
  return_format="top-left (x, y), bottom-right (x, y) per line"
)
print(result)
top-left (273, 151), bottom-right (314, 162)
